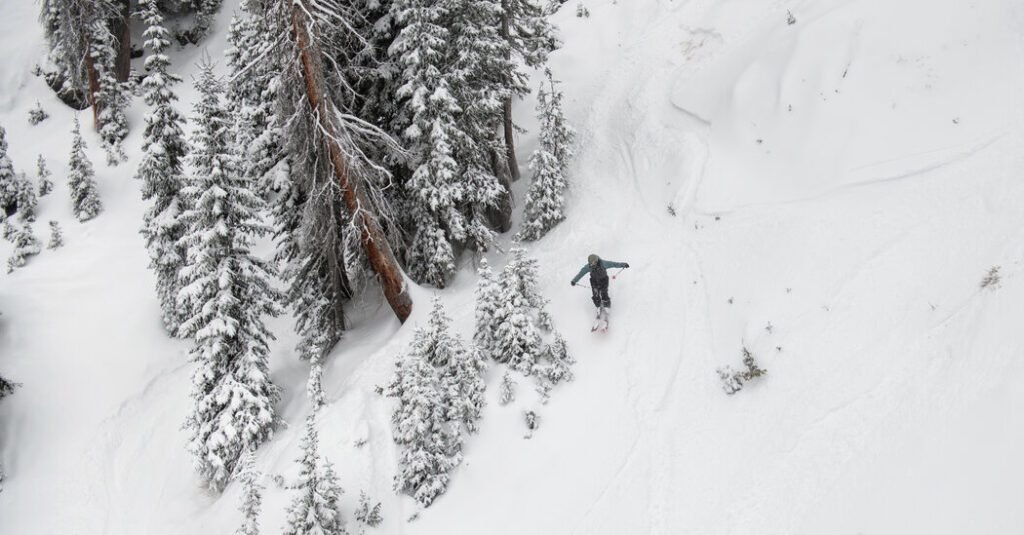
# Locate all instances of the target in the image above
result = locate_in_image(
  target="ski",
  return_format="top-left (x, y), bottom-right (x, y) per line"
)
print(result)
top-left (591, 307), bottom-right (609, 332)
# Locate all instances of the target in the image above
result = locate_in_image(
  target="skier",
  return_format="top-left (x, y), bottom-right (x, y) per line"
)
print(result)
top-left (571, 254), bottom-right (629, 308)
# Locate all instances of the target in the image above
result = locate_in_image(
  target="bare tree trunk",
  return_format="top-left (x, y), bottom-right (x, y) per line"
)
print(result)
top-left (291, 5), bottom-right (413, 323)
top-left (85, 54), bottom-right (101, 130)
top-left (502, 97), bottom-right (520, 182)
top-left (487, 148), bottom-right (513, 232)
top-left (113, 1), bottom-right (131, 83)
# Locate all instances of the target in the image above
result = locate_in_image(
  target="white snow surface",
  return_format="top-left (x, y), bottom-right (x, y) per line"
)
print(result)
top-left (3, 0), bottom-right (1024, 533)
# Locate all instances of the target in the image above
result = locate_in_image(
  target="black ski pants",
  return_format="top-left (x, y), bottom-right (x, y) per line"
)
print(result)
top-left (591, 276), bottom-right (611, 308)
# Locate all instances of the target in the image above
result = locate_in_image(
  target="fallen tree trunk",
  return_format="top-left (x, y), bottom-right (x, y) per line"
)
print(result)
top-left (290, 3), bottom-right (412, 323)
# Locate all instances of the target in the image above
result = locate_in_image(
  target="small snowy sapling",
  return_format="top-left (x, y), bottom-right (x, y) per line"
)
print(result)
top-left (354, 491), bottom-right (383, 527)
top-left (37, 156), bottom-right (53, 196)
top-left (980, 266), bottom-right (1001, 290)
top-left (67, 117), bottom-right (103, 221)
top-left (499, 371), bottom-right (516, 405)
top-left (27, 102), bottom-right (49, 125)
top-left (47, 221), bottom-right (63, 249)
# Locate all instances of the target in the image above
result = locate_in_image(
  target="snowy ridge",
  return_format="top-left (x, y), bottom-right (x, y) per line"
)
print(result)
top-left (3, 0), bottom-right (1024, 533)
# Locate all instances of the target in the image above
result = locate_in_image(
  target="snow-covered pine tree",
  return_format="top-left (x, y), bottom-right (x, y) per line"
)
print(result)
top-left (1, 221), bottom-right (15, 242)
top-left (283, 412), bottom-right (348, 535)
top-left (534, 334), bottom-right (574, 401)
top-left (136, 0), bottom-right (190, 336)
top-left (490, 249), bottom-right (552, 372)
top-left (234, 450), bottom-right (264, 535)
top-left (443, 344), bottom-right (487, 434)
top-left (390, 0), bottom-right (510, 285)
top-left (38, 0), bottom-right (121, 118)
top-left (28, 101), bottom-right (49, 125)
top-left (0, 126), bottom-right (18, 216)
top-left (47, 221), bottom-right (64, 249)
top-left (14, 174), bottom-right (38, 222)
top-left (90, 19), bottom-right (130, 165)
top-left (68, 116), bottom-right (103, 221)
top-left (307, 354), bottom-right (326, 409)
top-left (189, 0), bottom-right (224, 44)
top-left (389, 0), bottom-right (466, 287)
top-left (7, 223), bottom-right (42, 273)
top-left (179, 62), bottom-right (282, 492)
top-left (498, 0), bottom-right (559, 181)
top-left (473, 259), bottom-right (502, 360)
top-left (517, 71), bottom-right (575, 241)
top-left (37, 156), bottom-right (53, 196)
top-left (0, 374), bottom-right (14, 400)
top-left (225, 0), bottom-right (283, 197)
top-left (386, 324), bottom-right (463, 506)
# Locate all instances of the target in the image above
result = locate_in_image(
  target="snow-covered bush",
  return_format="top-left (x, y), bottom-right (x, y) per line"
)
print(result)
top-left (7, 223), bottom-right (41, 273)
top-left (14, 175), bottom-right (37, 222)
top-left (0, 126), bottom-right (19, 215)
top-left (354, 491), bottom-right (383, 527)
top-left (716, 347), bottom-right (767, 395)
top-left (980, 266), bottom-right (1001, 290)
top-left (27, 102), bottom-right (49, 125)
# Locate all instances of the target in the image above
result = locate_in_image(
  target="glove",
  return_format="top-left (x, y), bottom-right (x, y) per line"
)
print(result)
top-left (624, 263), bottom-right (630, 268)
top-left (571, 280), bottom-right (576, 286)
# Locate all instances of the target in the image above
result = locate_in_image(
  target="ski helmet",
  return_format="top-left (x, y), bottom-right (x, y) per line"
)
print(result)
top-left (588, 254), bottom-right (599, 265)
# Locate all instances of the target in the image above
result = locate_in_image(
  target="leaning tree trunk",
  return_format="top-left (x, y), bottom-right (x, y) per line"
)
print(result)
top-left (85, 53), bottom-right (102, 130)
top-left (291, 3), bottom-right (412, 323)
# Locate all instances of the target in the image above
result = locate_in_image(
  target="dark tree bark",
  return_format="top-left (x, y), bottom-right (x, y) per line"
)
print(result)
top-left (112, 0), bottom-right (131, 82)
top-left (487, 148), bottom-right (513, 232)
top-left (291, 4), bottom-right (413, 323)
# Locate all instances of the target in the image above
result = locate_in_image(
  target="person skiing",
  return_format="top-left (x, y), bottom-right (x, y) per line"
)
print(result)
top-left (571, 254), bottom-right (629, 308)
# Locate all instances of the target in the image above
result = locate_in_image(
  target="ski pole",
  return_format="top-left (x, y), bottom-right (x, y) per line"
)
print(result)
top-left (575, 282), bottom-right (591, 289)
top-left (611, 268), bottom-right (625, 280)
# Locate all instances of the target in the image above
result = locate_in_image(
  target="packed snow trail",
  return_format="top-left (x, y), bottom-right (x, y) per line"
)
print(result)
top-left (3, 0), bottom-right (1024, 533)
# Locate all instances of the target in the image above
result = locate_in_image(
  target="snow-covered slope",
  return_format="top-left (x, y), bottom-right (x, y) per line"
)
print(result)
top-left (3, 0), bottom-right (1024, 533)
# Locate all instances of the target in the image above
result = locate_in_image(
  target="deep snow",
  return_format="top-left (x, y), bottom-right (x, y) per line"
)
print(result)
top-left (2, 0), bottom-right (1024, 533)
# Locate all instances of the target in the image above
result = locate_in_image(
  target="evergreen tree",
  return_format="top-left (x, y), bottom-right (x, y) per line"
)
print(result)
top-left (0, 126), bottom-right (18, 215)
top-left (225, 0), bottom-right (283, 196)
top-left (90, 19), bottom-right (130, 166)
top-left (354, 491), bottom-right (383, 527)
top-left (189, 0), bottom-right (224, 43)
top-left (517, 71), bottom-right (574, 241)
top-left (15, 176), bottom-right (38, 222)
top-left (497, 0), bottom-right (559, 180)
top-left (443, 344), bottom-right (487, 434)
top-left (490, 249), bottom-right (551, 372)
top-left (283, 412), bottom-right (348, 535)
top-left (28, 101), bottom-right (50, 125)
top-left (498, 370), bottom-right (515, 405)
top-left (307, 354), bottom-right (326, 409)
top-left (68, 116), bottom-right (103, 221)
top-left (386, 323), bottom-right (463, 506)
top-left (37, 156), bottom-right (53, 196)
top-left (179, 63), bottom-right (281, 492)
top-left (7, 223), bottom-right (42, 273)
top-left (38, 0), bottom-right (120, 113)
top-left (136, 0), bottom-right (190, 336)
top-left (47, 220), bottom-right (64, 249)
top-left (234, 450), bottom-right (264, 535)
top-left (534, 334), bottom-right (574, 401)
top-left (390, 0), bottom-right (509, 286)
top-left (473, 259), bottom-right (502, 360)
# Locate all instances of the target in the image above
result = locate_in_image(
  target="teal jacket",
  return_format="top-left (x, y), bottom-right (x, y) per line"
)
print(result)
top-left (572, 259), bottom-right (628, 284)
